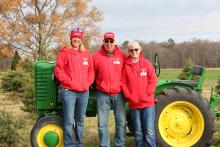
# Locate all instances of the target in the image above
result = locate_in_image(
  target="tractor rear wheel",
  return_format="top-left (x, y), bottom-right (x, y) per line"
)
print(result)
top-left (155, 87), bottom-right (215, 147)
top-left (30, 116), bottom-right (63, 147)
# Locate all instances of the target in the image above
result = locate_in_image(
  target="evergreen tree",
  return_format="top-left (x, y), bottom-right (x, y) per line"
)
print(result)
top-left (0, 109), bottom-right (25, 146)
top-left (178, 59), bottom-right (193, 80)
top-left (20, 59), bottom-right (35, 112)
top-left (21, 78), bottom-right (35, 112)
top-left (11, 50), bottom-right (20, 70)
top-left (21, 58), bottom-right (34, 77)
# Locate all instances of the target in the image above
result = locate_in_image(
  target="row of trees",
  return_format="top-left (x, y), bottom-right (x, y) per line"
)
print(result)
top-left (122, 39), bottom-right (220, 68)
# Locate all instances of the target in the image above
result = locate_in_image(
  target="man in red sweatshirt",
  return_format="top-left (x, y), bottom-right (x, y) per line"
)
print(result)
top-left (93, 32), bottom-right (127, 147)
top-left (54, 28), bottom-right (94, 147)
top-left (122, 41), bottom-right (157, 147)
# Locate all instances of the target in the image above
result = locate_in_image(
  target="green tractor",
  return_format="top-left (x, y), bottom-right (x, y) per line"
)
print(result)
top-left (30, 54), bottom-right (216, 147)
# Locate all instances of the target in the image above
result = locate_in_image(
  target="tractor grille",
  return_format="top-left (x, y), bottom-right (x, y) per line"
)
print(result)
top-left (34, 61), bottom-right (58, 110)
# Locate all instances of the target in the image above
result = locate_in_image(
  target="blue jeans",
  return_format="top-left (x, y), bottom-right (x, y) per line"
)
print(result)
top-left (61, 88), bottom-right (89, 147)
top-left (96, 91), bottom-right (126, 147)
top-left (131, 106), bottom-right (156, 147)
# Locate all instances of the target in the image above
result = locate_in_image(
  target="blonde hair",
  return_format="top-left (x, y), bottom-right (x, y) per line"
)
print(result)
top-left (127, 41), bottom-right (142, 50)
top-left (79, 44), bottom-right (86, 52)
top-left (69, 41), bottom-right (86, 52)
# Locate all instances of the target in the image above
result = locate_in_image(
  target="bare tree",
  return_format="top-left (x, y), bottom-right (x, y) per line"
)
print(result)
top-left (134, 39), bottom-right (220, 68)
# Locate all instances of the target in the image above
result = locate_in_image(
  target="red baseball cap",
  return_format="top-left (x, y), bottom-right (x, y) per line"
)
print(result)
top-left (70, 28), bottom-right (83, 40)
top-left (104, 32), bottom-right (115, 40)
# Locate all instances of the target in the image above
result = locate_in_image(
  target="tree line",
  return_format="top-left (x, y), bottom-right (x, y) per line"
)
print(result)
top-left (121, 39), bottom-right (220, 68)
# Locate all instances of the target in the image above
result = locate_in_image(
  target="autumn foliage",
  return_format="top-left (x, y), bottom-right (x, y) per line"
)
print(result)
top-left (0, 45), bottom-right (14, 58)
top-left (0, 0), bottom-right (103, 60)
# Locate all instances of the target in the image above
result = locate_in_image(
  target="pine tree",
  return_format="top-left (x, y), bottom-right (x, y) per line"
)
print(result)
top-left (0, 109), bottom-right (25, 146)
top-left (11, 50), bottom-right (20, 70)
top-left (20, 59), bottom-right (35, 112)
top-left (178, 58), bottom-right (193, 80)
top-left (20, 79), bottom-right (35, 112)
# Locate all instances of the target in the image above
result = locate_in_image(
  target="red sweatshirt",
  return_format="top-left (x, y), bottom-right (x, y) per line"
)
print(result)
top-left (122, 53), bottom-right (157, 109)
top-left (54, 47), bottom-right (94, 92)
top-left (93, 45), bottom-right (126, 95)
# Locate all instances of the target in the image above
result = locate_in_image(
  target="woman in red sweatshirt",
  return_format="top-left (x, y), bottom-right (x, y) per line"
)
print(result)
top-left (54, 28), bottom-right (94, 147)
top-left (122, 41), bottom-right (157, 147)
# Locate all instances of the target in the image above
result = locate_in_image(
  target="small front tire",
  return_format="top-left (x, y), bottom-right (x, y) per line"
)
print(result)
top-left (30, 116), bottom-right (63, 147)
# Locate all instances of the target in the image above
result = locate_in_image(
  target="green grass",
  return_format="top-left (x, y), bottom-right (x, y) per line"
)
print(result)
top-left (159, 68), bottom-right (220, 81)
top-left (159, 68), bottom-right (182, 80)
top-left (206, 68), bottom-right (220, 80)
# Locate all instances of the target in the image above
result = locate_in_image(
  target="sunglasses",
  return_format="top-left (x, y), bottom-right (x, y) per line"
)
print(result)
top-left (129, 48), bottom-right (139, 52)
top-left (104, 39), bottom-right (114, 43)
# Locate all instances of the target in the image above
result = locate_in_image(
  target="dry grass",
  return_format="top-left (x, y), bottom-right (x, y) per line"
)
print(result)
top-left (84, 112), bottom-right (135, 147)
top-left (0, 91), bottom-right (134, 146)
top-left (0, 93), bottom-right (35, 147)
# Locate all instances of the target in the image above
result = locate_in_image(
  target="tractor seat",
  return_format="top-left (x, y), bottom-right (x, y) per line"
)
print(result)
top-left (170, 80), bottom-right (198, 87)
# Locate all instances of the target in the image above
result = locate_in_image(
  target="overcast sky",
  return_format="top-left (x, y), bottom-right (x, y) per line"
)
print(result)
top-left (92, 0), bottom-right (220, 44)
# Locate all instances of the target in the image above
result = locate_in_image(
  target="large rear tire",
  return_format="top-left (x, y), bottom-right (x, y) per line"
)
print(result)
top-left (155, 87), bottom-right (215, 147)
top-left (30, 116), bottom-right (63, 147)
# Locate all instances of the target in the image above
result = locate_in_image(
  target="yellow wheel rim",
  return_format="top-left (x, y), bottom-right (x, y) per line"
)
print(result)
top-left (158, 101), bottom-right (204, 147)
top-left (37, 124), bottom-right (63, 147)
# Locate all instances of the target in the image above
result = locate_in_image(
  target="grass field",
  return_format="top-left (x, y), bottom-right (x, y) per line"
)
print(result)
top-left (0, 68), bottom-right (220, 146)
top-left (159, 68), bottom-right (220, 81)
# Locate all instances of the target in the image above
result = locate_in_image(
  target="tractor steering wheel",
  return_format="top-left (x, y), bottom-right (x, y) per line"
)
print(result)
top-left (154, 53), bottom-right (160, 77)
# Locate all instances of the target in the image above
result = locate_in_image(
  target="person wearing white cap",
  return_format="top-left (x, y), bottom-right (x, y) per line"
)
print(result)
top-left (122, 41), bottom-right (157, 147)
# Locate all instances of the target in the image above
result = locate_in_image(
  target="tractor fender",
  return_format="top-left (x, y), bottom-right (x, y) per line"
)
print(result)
top-left (155, 82), bottom-right (194, 95)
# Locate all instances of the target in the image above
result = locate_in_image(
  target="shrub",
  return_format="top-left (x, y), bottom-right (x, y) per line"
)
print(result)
top-left (178, 59), bottom-right (193, 80)
top-left (21, 79), bottom-right (35, 112)
top-left (20, 59), bottom-right (35, 112)
top-left (1, 68), bottom-right (36, 112)
top-left (21, 58), bottom-right (34, 77)
top-left (2, 59), bottom-right (36, 112)
top-left (0, 109), bottom-right (25, 146)
top-left (1, 70), bottom-right (31, 92)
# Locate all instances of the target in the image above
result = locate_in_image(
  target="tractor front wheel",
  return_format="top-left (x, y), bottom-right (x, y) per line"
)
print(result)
top-left (30, 116), bottom-right (63, 147)
top-left (155, 87), bottom-right (215, 147)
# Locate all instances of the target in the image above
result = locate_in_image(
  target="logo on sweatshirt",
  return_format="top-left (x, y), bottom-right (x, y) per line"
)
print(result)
top-left (113, 58), bottom-right (120, 64)
top-left (82, 58), bottom-right (88, 65)
top-left (140, 68), bottom-right (147, 76)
